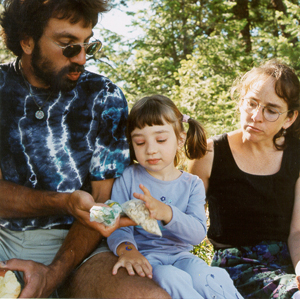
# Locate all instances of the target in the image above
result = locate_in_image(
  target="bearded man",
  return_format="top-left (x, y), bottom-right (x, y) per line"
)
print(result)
top-left (0, 1), bottom-right (171, 298)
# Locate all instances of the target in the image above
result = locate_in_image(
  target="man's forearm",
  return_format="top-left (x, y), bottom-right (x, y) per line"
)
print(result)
top-left (0, 179), bottom-right (70, 218)
top-left (51, 178), bottom-right (116, 276)
top-left (49, 220), bottom-right (102, 285)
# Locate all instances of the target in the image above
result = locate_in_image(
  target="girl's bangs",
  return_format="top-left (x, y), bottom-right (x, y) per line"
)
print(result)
top-left (133, 102), bottom-right (175, 130)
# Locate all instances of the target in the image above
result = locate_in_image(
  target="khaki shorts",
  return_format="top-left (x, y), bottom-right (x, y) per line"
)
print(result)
top-left (80, 238), bottom-right (111, 265)
top-left (0, 227), bottom-right (111, 297)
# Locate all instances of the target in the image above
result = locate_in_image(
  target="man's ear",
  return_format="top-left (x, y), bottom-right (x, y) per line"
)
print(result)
top-left (178, 131), bottom-right (187, 150)
top-left (283, 110), bottom-right (299, 130)
top-left (20, 37), bottom-right (35, 55)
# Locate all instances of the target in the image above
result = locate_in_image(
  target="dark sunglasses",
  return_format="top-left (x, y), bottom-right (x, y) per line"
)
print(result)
top-left (45, 36), bottom-right (102, 58)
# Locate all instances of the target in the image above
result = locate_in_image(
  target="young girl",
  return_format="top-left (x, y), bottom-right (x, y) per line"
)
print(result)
top-left (107, 95), bottom-right (242, 299)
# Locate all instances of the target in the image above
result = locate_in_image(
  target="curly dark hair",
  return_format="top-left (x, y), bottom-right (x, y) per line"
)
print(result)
top-left (0, 0), bottom-right (110, 57)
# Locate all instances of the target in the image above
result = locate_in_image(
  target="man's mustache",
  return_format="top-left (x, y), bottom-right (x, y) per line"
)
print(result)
top-left (68, 64), bottom-right (85, 73)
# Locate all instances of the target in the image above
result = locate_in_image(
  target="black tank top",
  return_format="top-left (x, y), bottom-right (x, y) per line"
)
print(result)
top-left (207, 133), bottom-right (300, 249)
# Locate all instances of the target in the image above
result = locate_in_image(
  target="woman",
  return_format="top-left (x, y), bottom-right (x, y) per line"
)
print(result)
top-left (189, 59), bottom-right (300, 298)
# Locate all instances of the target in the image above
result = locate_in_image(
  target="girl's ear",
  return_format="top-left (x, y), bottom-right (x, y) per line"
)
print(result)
top-left (177, 132), bottom-right (186, 150)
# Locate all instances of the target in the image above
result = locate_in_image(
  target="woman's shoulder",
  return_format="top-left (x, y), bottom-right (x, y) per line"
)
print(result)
top-left (208, 130), bottom-right (241, 145)
top-left (227, 129), bottom-right (243, 141)
top-left (209, 132), bottom-right (226, 143)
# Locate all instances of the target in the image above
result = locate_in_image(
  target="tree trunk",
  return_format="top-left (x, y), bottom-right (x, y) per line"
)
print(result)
top-left (233, 0), bottom-right (252, 53)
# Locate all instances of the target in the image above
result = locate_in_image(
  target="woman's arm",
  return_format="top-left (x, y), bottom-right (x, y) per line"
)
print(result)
top-left (188, 138), bottom-right (214, 192)
top-left (288, 176), bottom-right (300, 290)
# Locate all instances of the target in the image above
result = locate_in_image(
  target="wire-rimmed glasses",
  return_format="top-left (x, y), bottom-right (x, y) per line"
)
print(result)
top-left (242, 98), bottom-right (290, 122)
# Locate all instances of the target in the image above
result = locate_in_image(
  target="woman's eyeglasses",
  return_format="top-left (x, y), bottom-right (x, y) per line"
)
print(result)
top-left (45, 36), bottom-right (102, 58)
top-left (242, 98), bottom-right (290, 122)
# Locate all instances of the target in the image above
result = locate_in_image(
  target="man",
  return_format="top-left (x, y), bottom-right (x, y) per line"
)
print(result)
top-left (0, 0), bottom-right (170, 298)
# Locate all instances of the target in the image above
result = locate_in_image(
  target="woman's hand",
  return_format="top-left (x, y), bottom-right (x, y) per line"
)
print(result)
top-left (112, 243), bottom-right (152, 278)
top-left (133, 184), bottom-right (173, 224)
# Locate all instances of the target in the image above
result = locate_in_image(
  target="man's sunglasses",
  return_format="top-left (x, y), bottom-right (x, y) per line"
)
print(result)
top-left (45, 36), bottom-right (102, 58)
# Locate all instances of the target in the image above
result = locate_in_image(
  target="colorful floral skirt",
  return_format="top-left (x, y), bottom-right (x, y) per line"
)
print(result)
top-left (211, 241), bottom-right (298, 298)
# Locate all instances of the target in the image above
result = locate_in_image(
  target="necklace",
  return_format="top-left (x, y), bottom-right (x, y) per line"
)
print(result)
top-left (19, 63), bottom-right (52, 120)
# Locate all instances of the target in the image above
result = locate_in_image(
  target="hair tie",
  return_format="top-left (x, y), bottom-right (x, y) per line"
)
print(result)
top-left (182, 114), bottom-right (190, 123)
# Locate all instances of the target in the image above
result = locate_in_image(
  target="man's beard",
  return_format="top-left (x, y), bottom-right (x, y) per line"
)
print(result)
top-left (31, 43), bottom-right (85, 92)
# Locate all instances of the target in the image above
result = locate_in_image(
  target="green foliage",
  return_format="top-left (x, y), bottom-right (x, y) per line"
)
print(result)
top-left (95, 0), bottom-right (300, 258)
top-left (192, 238), bottom-right (214, 265)
top-left (97, 0), bottom-right (300, 136)
top-left (0, 4), bottom-right (15, 63)
top-left (0, 39), bottom-right (14, 64)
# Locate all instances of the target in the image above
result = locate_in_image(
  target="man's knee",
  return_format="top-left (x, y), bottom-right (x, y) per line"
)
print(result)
top-left (59, 252), bottom-right (171, 298)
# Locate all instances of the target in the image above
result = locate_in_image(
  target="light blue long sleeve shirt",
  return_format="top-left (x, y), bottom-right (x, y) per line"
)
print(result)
top-left (107, 164), bottom-right (207, 256)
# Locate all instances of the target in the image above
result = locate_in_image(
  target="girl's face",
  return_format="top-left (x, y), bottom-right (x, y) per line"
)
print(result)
top-left (239, 76), bottom-right (297, 145)
top-left (131, 122), bottom-right (183, 180)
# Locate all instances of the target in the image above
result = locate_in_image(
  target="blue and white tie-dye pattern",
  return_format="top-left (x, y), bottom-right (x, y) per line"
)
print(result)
top-left (0, 59), bottom-right (130, 231)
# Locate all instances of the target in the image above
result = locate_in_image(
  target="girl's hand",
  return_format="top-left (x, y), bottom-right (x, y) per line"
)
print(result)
top-left (133, 184), bottom-right (173, 224)
top-left (112, 244), bottom-right (152, 278)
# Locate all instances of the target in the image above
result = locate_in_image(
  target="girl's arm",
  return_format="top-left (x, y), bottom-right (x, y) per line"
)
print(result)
top-left (162, 179), bottom-right (207, 245)
top-left (107, 173), bottom-right (138, 255)
top-left (111, 242), bottom-right (152, 278)
top-left (106, 170), bottom-right (152, 278)
top-left (133, 184), bottom-right (173, 224)
top-left (135, 181), bottom-right (207, 246)
top-left (288, 176), bottom-right (300, 290)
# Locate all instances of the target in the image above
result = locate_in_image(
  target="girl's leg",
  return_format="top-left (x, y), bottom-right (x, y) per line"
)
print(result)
top-left (151, 264), bottom-right (204, 299)
top-left (174, 253), bottom-right (243, 299)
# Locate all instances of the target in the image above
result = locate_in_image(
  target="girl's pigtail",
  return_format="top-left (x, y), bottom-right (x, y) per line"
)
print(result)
top-left (184, 117), bottom-right (207, 160)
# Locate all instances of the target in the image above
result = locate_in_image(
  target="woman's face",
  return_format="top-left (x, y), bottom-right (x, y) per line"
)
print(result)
top-left (239, 76), bottom-right (295, 144)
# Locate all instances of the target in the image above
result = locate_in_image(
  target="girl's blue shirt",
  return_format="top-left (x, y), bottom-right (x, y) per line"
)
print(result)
top-left (107, 164), bottom-right (207, 255)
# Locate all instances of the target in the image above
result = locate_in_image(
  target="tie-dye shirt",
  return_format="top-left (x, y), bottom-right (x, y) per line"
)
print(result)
top-left (0, 59), bottom-right (130, 231)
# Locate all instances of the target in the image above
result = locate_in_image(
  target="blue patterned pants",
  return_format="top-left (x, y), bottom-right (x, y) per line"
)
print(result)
top-left (211, 241), bottom-right (298, 298)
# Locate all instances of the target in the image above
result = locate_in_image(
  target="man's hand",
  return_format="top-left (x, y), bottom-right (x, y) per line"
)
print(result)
top-left (65, 190), bottom-right (136, 237)
top-left (0, 259), bottom-right (60, 298)
top-left (65, 190), bottom-right (97, 225)
top-left (112, 243), bottom-right (152, 278)
top-left (133, 184), bottom-right (173, 224)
